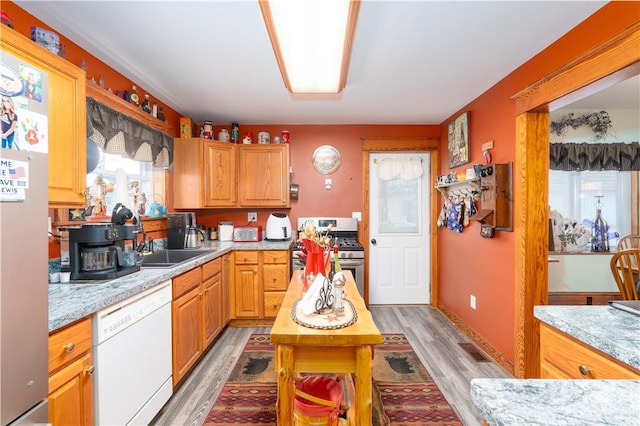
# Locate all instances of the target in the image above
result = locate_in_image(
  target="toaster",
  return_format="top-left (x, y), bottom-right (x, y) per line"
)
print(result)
top-left (233, 226), bottom-right (263, 242)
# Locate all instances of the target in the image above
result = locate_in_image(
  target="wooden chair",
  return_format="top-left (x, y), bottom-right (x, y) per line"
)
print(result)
top-left (616, 235), bottom-right (640, 251)
top-left (610, 248), bottom-right (640, 300)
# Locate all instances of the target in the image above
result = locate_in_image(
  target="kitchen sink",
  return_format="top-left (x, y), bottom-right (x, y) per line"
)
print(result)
top-left (139, 249), bottom-right (211, 268)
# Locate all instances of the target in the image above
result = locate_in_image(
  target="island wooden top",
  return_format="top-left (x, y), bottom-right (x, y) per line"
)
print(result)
top-left (271, 270), bottom-right (383, 346)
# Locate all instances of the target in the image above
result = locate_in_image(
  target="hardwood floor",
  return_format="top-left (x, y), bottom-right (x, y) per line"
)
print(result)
top-left (150, 306), bottom-right (511, 426)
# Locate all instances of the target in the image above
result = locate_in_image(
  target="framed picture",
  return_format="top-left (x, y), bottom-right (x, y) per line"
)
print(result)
top-left (448, 111), bottom-right (470, 168)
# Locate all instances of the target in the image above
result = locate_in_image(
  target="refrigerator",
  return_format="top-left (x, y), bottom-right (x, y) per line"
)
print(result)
top-left (1, 56), bottom-right (50, 424)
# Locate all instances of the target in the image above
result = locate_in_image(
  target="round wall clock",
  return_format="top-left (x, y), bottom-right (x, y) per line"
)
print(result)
top-left (312, 145), bottom-right (341, 175)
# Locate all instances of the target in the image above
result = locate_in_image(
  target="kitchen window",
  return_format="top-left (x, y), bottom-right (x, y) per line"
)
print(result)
top-left (549, 170), bottom-right (632, 245)
top-left (87, 151), bottom-right (164, 216)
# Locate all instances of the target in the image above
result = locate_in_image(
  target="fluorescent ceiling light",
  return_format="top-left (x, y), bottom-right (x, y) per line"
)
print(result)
top-left (260, 0), bottom-right (361, 94)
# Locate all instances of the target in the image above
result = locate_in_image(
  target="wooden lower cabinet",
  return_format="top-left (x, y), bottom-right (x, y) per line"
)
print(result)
top-left (203, 258), bottom-right (223, 348)
top-left (263, 250), bottom-right (290, 318)
top-left (172, 257), bottom-right (225, 387)
top-left (47, 317), bottom-right (94, 425)
top-left (222, 254), bottom-right (231, 325)
top-left (540, 322), bottom-right (640, 379)
top-left (232, 250), bottom-right (290, 319)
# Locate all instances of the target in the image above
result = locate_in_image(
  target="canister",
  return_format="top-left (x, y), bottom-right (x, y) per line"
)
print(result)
top-left (218, 222), bottom-right (234, 241)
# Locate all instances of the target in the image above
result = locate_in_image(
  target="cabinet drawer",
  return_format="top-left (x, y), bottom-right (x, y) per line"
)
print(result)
top-left (48, 318), bottom-right (92, 374)
top-left (263, 264), bottom-right (289, 291)
top-left (264, 292), bottom-right (286, 318)
top-left (540, 323), bottom-right (640, 379)
top-left (173, 267), bottom-right (202, 299)
top-left (235, 251), bottom-right (259, 264)
top-left (202, 257), bottom-right (222, 280)
top-left (263, 250), bottom-right (289, 264)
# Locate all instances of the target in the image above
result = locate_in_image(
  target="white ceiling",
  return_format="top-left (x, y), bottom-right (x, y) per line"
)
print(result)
top-left (17, 0), bottom-right (625, 126)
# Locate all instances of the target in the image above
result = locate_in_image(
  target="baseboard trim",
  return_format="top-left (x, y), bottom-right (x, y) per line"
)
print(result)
top-left (548, 291), bottom-right (621, 305)
top-left (437, 304), bottom-right (514, 376)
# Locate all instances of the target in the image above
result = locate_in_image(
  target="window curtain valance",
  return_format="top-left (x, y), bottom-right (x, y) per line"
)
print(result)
top-left (375, 156), bottom-right (423, 181)
top-left (86, 97), bottom-right (173, 167)
top-left (550, 142), bottom-right (640, 171)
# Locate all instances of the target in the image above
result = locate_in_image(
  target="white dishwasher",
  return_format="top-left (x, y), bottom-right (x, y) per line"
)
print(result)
top-left (93, 280), bottom-right (173, 426)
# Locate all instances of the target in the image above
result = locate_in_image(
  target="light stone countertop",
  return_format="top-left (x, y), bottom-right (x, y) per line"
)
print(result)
top-left (48, 239), bottom-right (294, 332)
top-left (534, 305), bottom-right (640, 370)
top-left (470, 378), bottom-right (640, 426)
top-left (470, 306), bottom-right (640, 425)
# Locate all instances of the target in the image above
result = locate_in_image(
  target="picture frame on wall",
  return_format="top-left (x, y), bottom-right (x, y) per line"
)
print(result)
top-left (448, 111), bottom-right (470, 168)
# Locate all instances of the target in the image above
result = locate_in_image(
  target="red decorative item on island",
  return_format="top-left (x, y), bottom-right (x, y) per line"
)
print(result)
top-left (302, 239), bottom-right (330, 287)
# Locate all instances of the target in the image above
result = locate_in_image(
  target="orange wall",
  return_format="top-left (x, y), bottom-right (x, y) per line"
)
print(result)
top-left (436, 2), bottom-right (640, 365)
top-left (2, 1), bottom-right (182, 137)
top-left (192, 125), bottom-right (439, 232)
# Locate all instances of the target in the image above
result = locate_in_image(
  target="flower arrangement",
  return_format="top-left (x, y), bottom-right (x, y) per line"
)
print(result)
top-left (557, 218), bottom-right (588, 250)
top-left (297, 220), bottom-right (333, 281)
top-left (550, 110), bottom-right (613, 140)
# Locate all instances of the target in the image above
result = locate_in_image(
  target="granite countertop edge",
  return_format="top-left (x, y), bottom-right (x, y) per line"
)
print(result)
top-left (49, 240), bottom-right (294, 332)
top-left (470, 378), bottom-right (640, 426)
top-left (534, 305), bottom-right (640, 370)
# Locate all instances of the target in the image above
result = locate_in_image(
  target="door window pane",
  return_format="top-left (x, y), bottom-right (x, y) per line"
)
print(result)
top-left (378, 177), bottom-right (419, 233)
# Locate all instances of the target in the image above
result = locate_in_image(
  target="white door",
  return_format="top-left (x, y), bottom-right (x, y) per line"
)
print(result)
top-left (369, 153), bottom-right (431, 304)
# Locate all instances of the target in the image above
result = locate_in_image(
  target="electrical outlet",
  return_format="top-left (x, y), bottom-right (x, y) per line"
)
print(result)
top-left (248, 212), bottom-right (257, 222)
top-left (470, 295), bottom-right (477, 310)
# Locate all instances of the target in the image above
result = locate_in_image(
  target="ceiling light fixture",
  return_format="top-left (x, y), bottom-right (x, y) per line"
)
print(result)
top-left (259, 0), bottom-right (361, 94)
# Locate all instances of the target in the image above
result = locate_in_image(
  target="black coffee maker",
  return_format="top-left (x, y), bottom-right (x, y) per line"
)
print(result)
top-left (68, 204), bottom-right (140, 280)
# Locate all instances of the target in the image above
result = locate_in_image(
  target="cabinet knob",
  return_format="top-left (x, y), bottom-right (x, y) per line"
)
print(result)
top-left (272, 276), bottom-right (277, 282)
top-left (64, 342), bottom-right (75, 353)
top-left (578, 365), bottom-right (591, 377)
top-left (273, 303), bottom-right (278, 308)
top-left (85, 365), bottom-right (95, 375)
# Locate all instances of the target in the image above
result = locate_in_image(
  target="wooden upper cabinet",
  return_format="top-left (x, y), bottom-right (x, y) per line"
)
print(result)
top-left (173, 139), bottom-right (290, 208)
top-left (1, 28), bottom-right (87, 207)
top-left (204, 140), bottom-right (236, 207)
top-left (174, 138), bottom-right (236, 208)
top-left (238, 144), bottom-right (290, 208)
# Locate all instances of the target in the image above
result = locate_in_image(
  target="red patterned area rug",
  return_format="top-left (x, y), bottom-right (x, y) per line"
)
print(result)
top-left (203, 334), bottom-right (462, 426)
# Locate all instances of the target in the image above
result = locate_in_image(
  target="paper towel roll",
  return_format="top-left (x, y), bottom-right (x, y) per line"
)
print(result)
top-left (112, 168), bottom-right (130, 208)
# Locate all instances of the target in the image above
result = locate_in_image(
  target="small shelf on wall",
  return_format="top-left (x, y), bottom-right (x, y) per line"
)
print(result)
top-left (435, 177), bottom-right (481, 197)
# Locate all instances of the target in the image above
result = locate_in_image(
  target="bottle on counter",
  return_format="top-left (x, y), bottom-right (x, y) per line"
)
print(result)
top-left (333, 245), bottom-right (342, 273)
top-left (209, 227), bottom-right (217, 240)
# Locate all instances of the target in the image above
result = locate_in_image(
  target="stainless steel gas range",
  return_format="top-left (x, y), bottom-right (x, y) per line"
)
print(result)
top-left (291, 217), bottom-right (365, 297)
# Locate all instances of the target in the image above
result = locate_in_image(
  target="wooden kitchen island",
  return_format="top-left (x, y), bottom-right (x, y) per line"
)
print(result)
top-left (270, 270), bottom-right (382, 425)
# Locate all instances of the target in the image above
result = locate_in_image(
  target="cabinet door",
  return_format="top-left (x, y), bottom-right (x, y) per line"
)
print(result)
top-left (204, 141), bottom-right (236, 207)
top-left (172, 286), bottom-right (203, 387)
top-left (234, 265), bottom-right (261, 318)
top-left (48, 352), bottom-right (94, 426)
top-left (1, 29), bottom-right (86, 206)
top-left (222, 254), bottom-right (231, 325)
top-left (238, 145), bottom-right (289, 207)
top-left (202, 273), bottom-right (222, 349)
top-left (173, 138), bottom-right (205, 208)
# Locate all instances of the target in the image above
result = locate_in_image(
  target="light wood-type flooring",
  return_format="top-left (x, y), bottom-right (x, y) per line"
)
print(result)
top-left (150, 306), bottom-right (511, 426)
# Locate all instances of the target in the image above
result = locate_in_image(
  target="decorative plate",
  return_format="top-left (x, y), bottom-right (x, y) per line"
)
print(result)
top-left (291, 298), bottom-right (357, 330)
top-left (312, 145), bottom-right (341, 175)
top-left (0, 63), bottom-right (24, 97)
